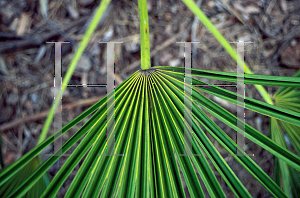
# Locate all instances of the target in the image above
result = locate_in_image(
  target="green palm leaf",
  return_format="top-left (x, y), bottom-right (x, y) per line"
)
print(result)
top-left (1, 67), bottom-right (300, 197)
top-left (1, 0), bottom-right (300, 197)
top-left (271, 69), bottom-right (300, 197)
top-left (0, 157), bottom-right (50, 198)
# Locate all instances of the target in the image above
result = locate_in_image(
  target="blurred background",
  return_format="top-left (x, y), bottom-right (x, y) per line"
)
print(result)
top-left (0, 0), bottom-right (300, 197)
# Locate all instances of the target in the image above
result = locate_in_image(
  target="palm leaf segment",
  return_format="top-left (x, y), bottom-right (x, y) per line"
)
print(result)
top-left (1, 66), bottom-right (300, 198)
top-left (271, 69), bottom-right (300, 197)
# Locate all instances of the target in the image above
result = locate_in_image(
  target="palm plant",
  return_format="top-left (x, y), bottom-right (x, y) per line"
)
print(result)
top-left (1, 0), bottom-right (300, 197)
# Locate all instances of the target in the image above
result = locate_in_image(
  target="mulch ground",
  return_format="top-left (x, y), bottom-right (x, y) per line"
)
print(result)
top-left (1, 0), bottom-right (299, 197)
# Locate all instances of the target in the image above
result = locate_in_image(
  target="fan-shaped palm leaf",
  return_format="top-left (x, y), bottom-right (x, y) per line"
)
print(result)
top-left (271, 69), bottom-right (300, 198)
top-left (1, 67), bottom-right (300, 197)
top-left (1, 0), bottom-right (300, 197)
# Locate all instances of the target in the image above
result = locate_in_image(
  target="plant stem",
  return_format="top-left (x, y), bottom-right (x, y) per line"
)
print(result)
top-left (181, 0), bottom-right (274, 105)
top-left (138, 0), bottom-right (151, 70)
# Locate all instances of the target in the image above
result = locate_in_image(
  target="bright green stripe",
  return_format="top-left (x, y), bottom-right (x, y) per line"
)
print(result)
top-left (159, 71), bottom-right (300, 127)
top-left (154, 71), bottom-right (226, 198)
top-left (117, 74), bottom-right (145, 197)
top-left (64, 73), bottom-right (141, 198)
top-left (148, 74), bottom-right (170, 198)
top-left (156, 67), bottom-right (300, 87)
top-left (193, 100), bottom-right (287, 197)
top-left (145, 75), bottom-right (153, 198)
top-left (41, 123), bottom-right (106, 198)
top-left (0, 71), bottom-right (138, 186)
top-left (280, 121), bottom-right (300, 155)
top-left (43, 73), bottom-right (141, 198)
top-left (194, 91), bottom-right (300, 170)
top-left (152, 72), bottom-right (200, 198)
top-left (155, 71), bottom-right (250, 197)
top-left (0, 161), bottom-right (33, 197)
top-left (65, 72), bottom-right (140, 197)
top-left (38, 0), bottom-right (112, 145)
top-left (153, 72), bottom-right (224, 197)
top-left (145, 73), bottom-right (156, 198)
top-left (9, 107), bottom-right (107, 198)
top-left (168, 71), bottom-right (300, 171)
top-left (149, 74), bottom-right (175, 197)
top-left (274, 69), bottom-right (300, 98)
top-left (100, 74), bottom-right (144, 197)
top-left (117, 73), bottom-right (144, 197)
top-left (176, 0), bottom-right (274, 104)
top-left (83, 74), bottom-right (143, 198)
top-left (270, 118), bottom-right (291, 196)
top-left (135, 74), bottom-right (146, 197)
top-left (158, 71), bottom-right (291, 197)
top-left (190, 88), bottom-right (300, 171)
top-left (4, 72), bottom-right (139, 197)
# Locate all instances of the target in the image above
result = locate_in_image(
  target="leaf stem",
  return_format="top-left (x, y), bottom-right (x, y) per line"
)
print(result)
top-left (138, 0), bottom-right (151, 70)
top-left (181, 0), bottom-right (274, 105)
top-left (37, 0), bottom-right (112, 145)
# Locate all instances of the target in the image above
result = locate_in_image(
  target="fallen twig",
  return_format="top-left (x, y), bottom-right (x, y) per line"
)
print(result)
top-left (0, 16), bottom-right (89, 54)
top-left (0, 95), bottom-right (105, 133)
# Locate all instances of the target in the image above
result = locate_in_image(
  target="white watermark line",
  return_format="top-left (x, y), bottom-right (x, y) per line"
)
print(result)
top-left (45, 41), bottom-right (124, 157)
top-left (62, 85), bottom-right (107, 87)
top-left (47, 42), bottom-right (70, 157)
top-left (176, 41), bottom-right (201, 43)
top-left (228, 41), bottom-right (254, 43)
top-left (99, 41), bottom-right (123, 43)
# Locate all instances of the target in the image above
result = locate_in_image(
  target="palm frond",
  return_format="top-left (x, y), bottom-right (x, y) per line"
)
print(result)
top-left (1, 67), bottom-right (300, 197)
top-left (271, 69), bottom-right (300, 197)
top-left (0, 157), bottom-right (50, 198)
